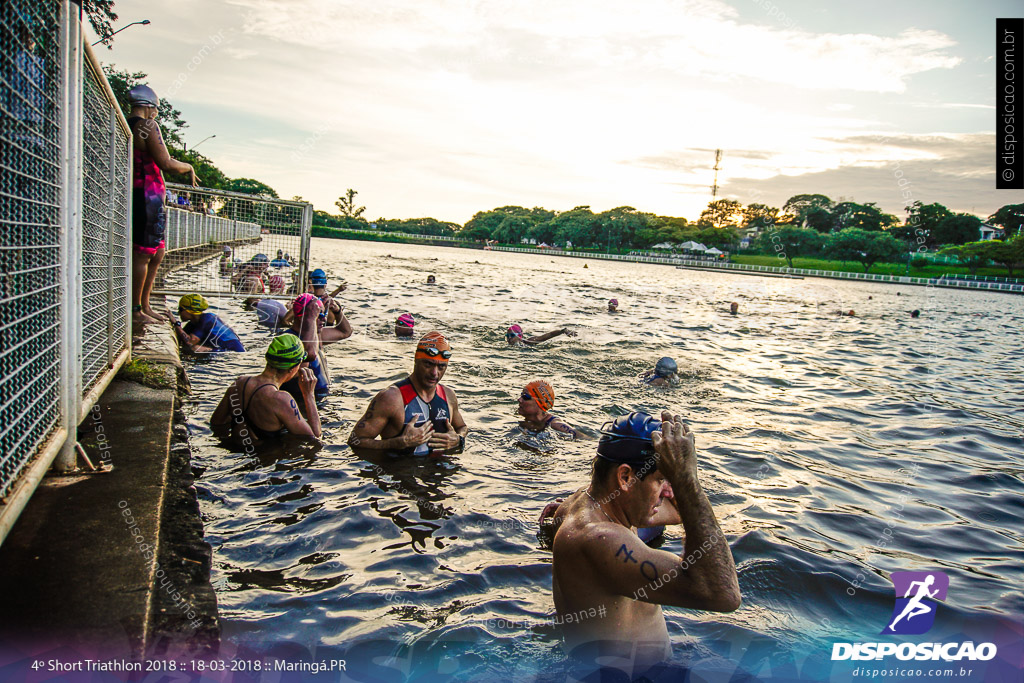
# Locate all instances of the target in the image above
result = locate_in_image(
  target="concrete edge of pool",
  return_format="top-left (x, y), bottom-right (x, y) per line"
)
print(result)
top-left (0, 298), bottom-right (220, 661)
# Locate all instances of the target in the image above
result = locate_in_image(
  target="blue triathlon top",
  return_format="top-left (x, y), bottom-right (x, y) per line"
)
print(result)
top-left (184, 312), bottom-right (244, 352)
top-left (395, 377), bottom-right (450, 457)
top-left (278, 329), bottom-right (330, 400)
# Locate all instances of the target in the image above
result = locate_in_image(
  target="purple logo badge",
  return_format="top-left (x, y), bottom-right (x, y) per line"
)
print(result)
top-left (882, 571), bottom-right (948, 635)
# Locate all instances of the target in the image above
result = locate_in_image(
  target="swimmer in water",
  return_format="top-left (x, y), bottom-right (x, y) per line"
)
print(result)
top-left (911, 309), bottom-right (920, 318)
top-left (545, 412), bottom-right (740, 677)
top-left (173, 294), bottom-right (245, 352)
top-left (426, 274), bottom-right (436, 284)
top-left (395, 313), bottom-right (416, 338)
top-left (347, 332), bottom-right (468, 457)
top-left (641, 357), bottom-right (678, 387)
top-left (608, 298), bottom-right (618, 313)
top-left (210, 334), bottom-right (321, 442)
top-left (729, 302), bottom-right (739, 315)
top-left (517, 380), bottom-right (591, 439)
top-left (505, 324), bottom-right (576, 346)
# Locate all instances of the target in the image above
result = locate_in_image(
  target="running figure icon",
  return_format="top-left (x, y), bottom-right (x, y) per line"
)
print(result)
top-left (888, 575), bottom-right (939, 631)
top-left (882, 571), bottom-right (948, 635)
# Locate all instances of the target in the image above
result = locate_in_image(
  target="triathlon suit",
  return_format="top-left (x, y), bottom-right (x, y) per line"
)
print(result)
top-left (240, 377), bottom-right (288, 439)
top-left (279, 329), bottom-right (330, 400)
top-left (183, 312), bottom-right (245, 352)
top-left (395, 377), bottom-right (450, 457)
top-left (127, 116), bottom-right (166, 254)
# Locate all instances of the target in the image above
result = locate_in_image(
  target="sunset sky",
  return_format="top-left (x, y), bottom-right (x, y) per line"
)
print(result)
top-left (92, 0), bottom-right (1020, 223)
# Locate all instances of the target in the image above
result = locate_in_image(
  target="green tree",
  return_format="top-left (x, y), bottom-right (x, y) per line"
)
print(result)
top-left (84, 0), bottom-right (118, 48)
top-left (940, 242), bottom-right (989, 274)
top-left (782, 194), bottom-right (833, 227)
top-left (698, 199), bottom-right (743, 229)
top-left (697, 226), bottom-right (739, 251)
top-left (803, 207), bottom-right (835, 233)
top-left (830, 202), bottom-right (898, 232)
top-left (899, 201), bottom-right (952, 248)
top-left (756, 226), bottom-right (824, 269)
top-left (825, 228), bottom-right (902, 272)
top-left (932, 213), bottom-right (981, 246)
top-left (335, 189), bottom-right (366, 218)
top-left (549, 206), bottom-right (600, 248)
top-left (980, 237), bottom-right (1024, 276)
top-left (987, 203), bottom-right (1024, 236)
top-left (742, 204), bottom-right (780, 230)
top-left (226, 178), bottom-right (278, 197)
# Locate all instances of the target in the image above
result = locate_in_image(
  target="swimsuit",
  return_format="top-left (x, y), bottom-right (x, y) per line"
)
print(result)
top-left (184, 313), bottom-right (245, 352)
top-left (127, 116), bottom-right (166, 254)
top-left (395, 377), bottom-right (450, 457)
top-left (279, 329), bottom-right (330, 400)
top-left (240, 377), bottom-right (288, 439)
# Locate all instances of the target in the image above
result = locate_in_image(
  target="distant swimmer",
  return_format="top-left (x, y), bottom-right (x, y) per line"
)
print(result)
top-left (548, 412), bottom-right (740, 676)
top-left (608, 298), bottom-right (618, 313)
top-left (245, 297), bottom-right (288, 329)
top-left (517, 380), bottom-right (591, 439)
top-left (280, 293), bottom-right (352, 402)
top-left (210, 334), bottom-right (321, 442)
top-left (173, 294), bottom-right (245, 352)
top-left (641, 357), bottom-right (678, 387)
top-left (219, 246), bottom-right (234, 275)
top-left (505, 324), bottom-right (576, 346)
top-left (911, 309), bottom-right (921, 318)
top-left (267, 274), bottom-right (286, 294)
top-left (347, 332), bottom-right (468, 457)
top-left (232, 253), bottom-right (270, 294)
top-left (270, 249), bottom-right (292, 268)
top-left (426, 274), bottom-right (437, 284)
top-left (729, 302), bottom-right (739, 315)
top-left (395, 313), bottom-right (416, 338)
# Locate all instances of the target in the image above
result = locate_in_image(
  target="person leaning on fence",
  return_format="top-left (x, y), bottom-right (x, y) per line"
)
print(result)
top-left (210, 334), bottom-right (322, 442)
top-left (173, 294), bottom-right (245, 352)
top-left (126, 84), bottom-right (197, 324)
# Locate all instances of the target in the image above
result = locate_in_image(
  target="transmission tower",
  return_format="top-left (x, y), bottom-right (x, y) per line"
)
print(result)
top-left (711, 149), bottom-right (723, 199)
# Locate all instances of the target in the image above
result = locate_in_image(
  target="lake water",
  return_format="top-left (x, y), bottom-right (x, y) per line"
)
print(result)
top-left (180, 238), bottom-right (1023, 681)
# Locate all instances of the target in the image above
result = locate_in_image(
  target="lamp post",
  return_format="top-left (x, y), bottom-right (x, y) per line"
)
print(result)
top-left (188, 135), bottom-right (216, 151)
top-left (92, 20), bottom-right (151, 46)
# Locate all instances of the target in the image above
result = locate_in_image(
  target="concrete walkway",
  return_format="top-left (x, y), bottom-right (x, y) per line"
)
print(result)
top-left (0, 304), bottom-right (218, 661)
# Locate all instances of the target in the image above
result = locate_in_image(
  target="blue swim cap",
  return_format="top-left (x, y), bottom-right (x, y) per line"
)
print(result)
top-left (597, 412), bottom-right (662, 468)
top-left (655, 357), bottom-right (677, 377)
top-left (310, 268), bottom-right (327, 286)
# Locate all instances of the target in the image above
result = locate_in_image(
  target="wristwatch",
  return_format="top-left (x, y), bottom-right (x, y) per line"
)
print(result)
top-left (457, 434), bottom-right (466, 451)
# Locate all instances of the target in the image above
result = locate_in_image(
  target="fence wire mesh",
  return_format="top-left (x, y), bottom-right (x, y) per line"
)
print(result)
top-left (80, 50), bottom-right (130, 396)
top-left (157, 183), bottom-right (311, 297)
top-left (0, 0), bottom-right (64, 497)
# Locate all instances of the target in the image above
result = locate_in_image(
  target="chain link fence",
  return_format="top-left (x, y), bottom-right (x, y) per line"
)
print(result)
top-left (0, 0), bottom-right (65, 499)
top-left (157, 183), bottom-right (311, 298)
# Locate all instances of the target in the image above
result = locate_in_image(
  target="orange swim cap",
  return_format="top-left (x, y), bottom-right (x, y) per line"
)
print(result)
top-left (524, 380), bottom-right (555, 411)
top-left (415, 331), bottom-right (451, 360)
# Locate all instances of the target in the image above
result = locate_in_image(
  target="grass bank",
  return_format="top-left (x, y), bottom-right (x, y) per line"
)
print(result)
top-left (730, 255), bottom-right (1014, 279)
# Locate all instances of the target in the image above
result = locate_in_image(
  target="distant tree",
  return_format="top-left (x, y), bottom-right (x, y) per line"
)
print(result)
top-left (335, 189), bottom-right (366, 218)
top-left (549, 206), bottom-right (600, 248)
top-left (696, 226), bottom-right (739, 251)
top-left (84, 0), bottom-right (118, 48)
top-left (377, 217), bottom-right (458, 236)
top-left (226, 178), bottom-right (278, 197)
top-left (987, 203), bottom-right (1024, 236)
top-left (898, 201), bottom-right (952, 248)
top-left (782, 194), bottom-right (833, 227)
top-left (459, 206), bottom-right (551, 242)
top-left (981, 236), bottom-right (1024, 276)
top-left (597, 206), bottom-right (653, 249)
top-left (698, 199), bottom-right (743, 229)
top-left (940, 242), bottom-right (990, 274)
top-left (756, 226), bottom-right (824, 269)
top-left (830, 201), bottom-right (898, 232)
top-left (825, 228), bottom-right (902, 273)
top-left (932, 213), bottom-right (981, 246)
top-left (742, 203), bottom-right (780, 230)
top-left (803, 207), bottom-right (835, 233)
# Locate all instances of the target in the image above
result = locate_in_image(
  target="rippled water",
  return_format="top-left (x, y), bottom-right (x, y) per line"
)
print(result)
top-left (181, 239), bottom-right (1024, 680)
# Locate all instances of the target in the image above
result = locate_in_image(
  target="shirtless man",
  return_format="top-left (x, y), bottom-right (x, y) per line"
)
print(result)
top-left (347, 332), bottom-right (468, 457)
top-left (517, 380), bottom-right (590, 439)
top-left (549, 411), bottom-right (740, 676)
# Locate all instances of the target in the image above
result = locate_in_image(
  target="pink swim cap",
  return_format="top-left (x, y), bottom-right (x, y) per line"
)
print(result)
top-left (293, 293), bottom-right (317, 317)
top-left (397, 313), bottom-right (415, 328)
top-left (506, 324), bottom-right (523, 339)
top-left (609, 298), bottom-right (618, 306)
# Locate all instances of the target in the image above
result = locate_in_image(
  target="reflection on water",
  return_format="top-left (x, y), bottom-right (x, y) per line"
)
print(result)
top-left (182, 239), bottom-right (1024, 677)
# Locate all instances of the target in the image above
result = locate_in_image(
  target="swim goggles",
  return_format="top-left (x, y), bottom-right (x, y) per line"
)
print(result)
top-left (420, 347), bottom-right (452, 359)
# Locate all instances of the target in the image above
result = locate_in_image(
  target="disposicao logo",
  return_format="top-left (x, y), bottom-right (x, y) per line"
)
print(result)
top-left (883, 571), bottom-right (948, 635)
top-left (831, 570), bottom-right (997, 662)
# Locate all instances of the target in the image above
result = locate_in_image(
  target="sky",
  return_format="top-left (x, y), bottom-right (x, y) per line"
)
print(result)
top-left (90, 0), bottom-right (1022, 224)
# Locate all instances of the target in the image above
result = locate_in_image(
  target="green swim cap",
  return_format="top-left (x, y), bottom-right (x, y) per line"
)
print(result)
top-left (265, 334), bottom-right (307, 370)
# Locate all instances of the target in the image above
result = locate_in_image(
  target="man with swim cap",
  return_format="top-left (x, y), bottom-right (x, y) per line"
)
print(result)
top-left (305, 268), bottom-right (346, 324)
top-left (548, 411), bottom-right (740, 677)
top-left (210, 334), bottom-right (321, 441)
top-left (729, 302), bottom-right (739, 315)
top-left (642, 357), bottom-right (678, 387)
top-left (517, 380), bottom-right (590, 439)
top-left (505, 324), bottom-right (576, 346)
top-left (173, 294), bottom-right (245, 352)
top-left (280, 293), bottom-right (351, 402)
top-left (348, 331), bottom-right (468, 457)
top-left (395, 313), bottom-right (416, 338)
top-left (608, 298), bottom-right (618, 313)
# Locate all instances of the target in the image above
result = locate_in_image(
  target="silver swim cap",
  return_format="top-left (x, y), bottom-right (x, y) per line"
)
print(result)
top-left (655, 357), bottom-right (678, 377)
top-left (128, 84), bottom-right (159, 107)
